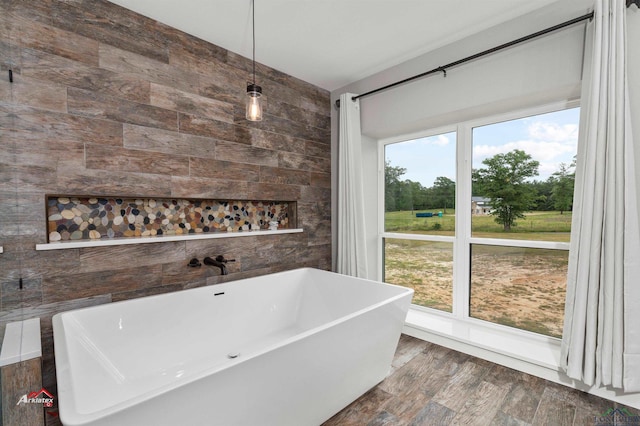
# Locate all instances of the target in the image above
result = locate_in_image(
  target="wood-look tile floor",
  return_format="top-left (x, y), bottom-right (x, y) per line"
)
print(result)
top-left (322, 334), bottom-right (635, 426)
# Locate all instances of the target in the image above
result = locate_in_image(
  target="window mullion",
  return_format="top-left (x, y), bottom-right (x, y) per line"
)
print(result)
top-left (377, 138), bottom-right (386, 282)
top-left (454, 123), bottom-right (472, 320)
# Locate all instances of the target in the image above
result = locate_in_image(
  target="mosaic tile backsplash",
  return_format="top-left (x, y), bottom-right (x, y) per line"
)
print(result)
top-left (47, 196), bottom-right (293, 242)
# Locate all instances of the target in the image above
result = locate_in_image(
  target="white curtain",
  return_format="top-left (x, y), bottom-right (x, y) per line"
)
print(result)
top-left (336, 93), bottom-right (369, 278)
top-left (560, 0), bottom-right (640, 391)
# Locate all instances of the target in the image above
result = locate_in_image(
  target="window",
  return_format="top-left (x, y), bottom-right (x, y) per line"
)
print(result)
top-left (383, 131), bottom-right (456, 312)
top-left (381, 104), bottom-right (579, 338)
top-left (469, 245), bottom-right (569, 337)
top-left (384, 238), bottom-right (453, 312)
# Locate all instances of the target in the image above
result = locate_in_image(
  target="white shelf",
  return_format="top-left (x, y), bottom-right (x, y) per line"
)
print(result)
top-left (35, 228), bottom-right (304, 251)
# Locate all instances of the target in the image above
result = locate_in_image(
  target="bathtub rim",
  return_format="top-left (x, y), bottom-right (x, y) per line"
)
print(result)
top-left (53, 267), bottom-right (414, 426)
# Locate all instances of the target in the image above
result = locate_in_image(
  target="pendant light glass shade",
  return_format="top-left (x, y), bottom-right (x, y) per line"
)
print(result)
top-left (246, 83), bottom-right (263, 121)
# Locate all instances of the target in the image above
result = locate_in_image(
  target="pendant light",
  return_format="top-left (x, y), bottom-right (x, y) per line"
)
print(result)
top-left (246, 0), bottom-right (263, 121)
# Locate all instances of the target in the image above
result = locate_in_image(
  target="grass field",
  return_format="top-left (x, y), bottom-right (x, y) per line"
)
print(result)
top-left (385, 209), bottom-right (572, 241)
top-left (384, 210), bottom-right (570, 337)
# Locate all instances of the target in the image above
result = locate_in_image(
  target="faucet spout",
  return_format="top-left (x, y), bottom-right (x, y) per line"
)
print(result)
top-left (203, 256), bottom-right (228, 275)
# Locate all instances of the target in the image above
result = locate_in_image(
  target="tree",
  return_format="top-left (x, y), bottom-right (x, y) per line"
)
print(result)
top-left (395, 180), bottom-right (414, 211)
top-left (407, 180), bottom-right (428, 210)
top-left (384, 161), bottom-right (407, 211)
top-left (432, 176), bottom-right (455, 213)
top-left (550, 162), bottom-right (575, 214)
top-left (528, 179), bottom-right (554, 211)
top-left (472, 149), bottom-right (539, 231)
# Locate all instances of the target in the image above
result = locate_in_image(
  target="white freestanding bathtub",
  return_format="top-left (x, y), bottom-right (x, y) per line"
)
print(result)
top-left (52, 267), bottom-right (413, 426)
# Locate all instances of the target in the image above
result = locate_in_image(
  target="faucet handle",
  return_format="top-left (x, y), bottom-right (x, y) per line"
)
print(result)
top-left (215, 255), bottom-right (236, 263)
top-left (188, 258), bottom-right (202, 267)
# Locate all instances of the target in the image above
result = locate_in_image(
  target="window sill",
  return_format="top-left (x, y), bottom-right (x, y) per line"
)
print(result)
top-left (403, 308), bottom-right (561, 370)
top-left (402, 307), bottom-right (640, 410)
top-left (35, 228), bottom-right (304, 251)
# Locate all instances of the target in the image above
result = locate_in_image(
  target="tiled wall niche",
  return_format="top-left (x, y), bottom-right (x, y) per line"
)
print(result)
top-left (47, 196), bottom-right (296, 242)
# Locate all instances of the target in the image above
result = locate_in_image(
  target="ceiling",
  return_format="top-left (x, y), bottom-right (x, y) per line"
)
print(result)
top-left (107, 0), bottom-right (561, 91)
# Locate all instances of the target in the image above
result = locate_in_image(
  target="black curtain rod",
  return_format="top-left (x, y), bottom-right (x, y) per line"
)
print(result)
top-left (335, 11), bottom-right (594, 109)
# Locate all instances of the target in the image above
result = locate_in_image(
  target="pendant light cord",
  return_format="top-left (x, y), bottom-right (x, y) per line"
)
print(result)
top-left (252, 0), bottom-right (256, 85)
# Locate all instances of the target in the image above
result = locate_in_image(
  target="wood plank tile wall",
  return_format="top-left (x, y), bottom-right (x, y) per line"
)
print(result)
top-left (0, 0), bottom-right (331, 420)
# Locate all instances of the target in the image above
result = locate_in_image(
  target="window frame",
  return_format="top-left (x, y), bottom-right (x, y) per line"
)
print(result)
top-left (379, 125), bottom-right (458, 315)
top-left (378, 99), bottom-right (579, 337)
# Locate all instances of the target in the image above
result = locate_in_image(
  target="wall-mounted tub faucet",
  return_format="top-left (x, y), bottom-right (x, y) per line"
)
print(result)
top-left (203, 255), bottom-right (235, 275)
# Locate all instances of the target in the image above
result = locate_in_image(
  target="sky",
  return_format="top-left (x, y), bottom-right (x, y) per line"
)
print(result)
top-left (385, 107), bottom-right (580, 188)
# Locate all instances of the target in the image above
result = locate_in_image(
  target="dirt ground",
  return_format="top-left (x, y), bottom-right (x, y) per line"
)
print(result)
top-left (385, 240), bottom-right (567, 338)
